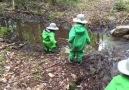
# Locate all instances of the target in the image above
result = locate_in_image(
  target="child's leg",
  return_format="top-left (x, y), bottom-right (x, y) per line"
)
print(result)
top-left (69, 50), bottom-right (75, 61)
top-left (49, 43), bottom-right (56, 52)
top-left (77, 50), bottom-right (84, 62)
top-left (44, 45), bottom-right (49, 51)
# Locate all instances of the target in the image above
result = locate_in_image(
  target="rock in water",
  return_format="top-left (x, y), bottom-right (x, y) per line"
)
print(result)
top-left (123, 35), bottom-right (129, 40)
top-left (110, 26), bottom-right (129, 37)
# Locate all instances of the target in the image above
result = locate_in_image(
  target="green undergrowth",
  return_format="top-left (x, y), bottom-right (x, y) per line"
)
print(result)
top-left (0, 27), bottom-right (9, 37)
top-left (113, 0), bottom-right (129, 11)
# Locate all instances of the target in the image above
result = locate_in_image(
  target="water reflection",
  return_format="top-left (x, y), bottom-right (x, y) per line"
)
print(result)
top-left (0, 18), bottom-right (128, 51)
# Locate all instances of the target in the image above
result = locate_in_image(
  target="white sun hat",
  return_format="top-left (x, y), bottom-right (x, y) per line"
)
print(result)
top-left (46, 23), bottom-right (59, 30)
top-left (73, 14), bottom-right (88, 24)
top-left (118, 58), bottom-right (129, 75)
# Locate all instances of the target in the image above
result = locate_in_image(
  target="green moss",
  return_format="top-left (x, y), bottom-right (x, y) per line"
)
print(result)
top-left (4, 47), bottom-right (12, 51)
top-left (68, 81), bottom-right (77, 90)
top-left (37, 9), bottom-right (45, 14)
top-left (113, 0), bottom-right (129, 11)
top-left (0, 27), bottom-right (9, 37)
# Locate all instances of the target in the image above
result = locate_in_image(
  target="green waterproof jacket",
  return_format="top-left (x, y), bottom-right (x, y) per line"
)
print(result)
top-left (42, 30), bottom-right (56, 49)
top-left (105, 74), bottom-right (129, 90)
top-left (68, 24), bottom-right (90, 51)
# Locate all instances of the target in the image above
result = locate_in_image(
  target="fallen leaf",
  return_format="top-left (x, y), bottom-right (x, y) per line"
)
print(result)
top-left (48, 73), bottom-right (55, 78)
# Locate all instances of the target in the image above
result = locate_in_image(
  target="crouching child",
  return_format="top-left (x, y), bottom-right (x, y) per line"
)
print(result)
top-left (42, 23), bottom-right (59, 52)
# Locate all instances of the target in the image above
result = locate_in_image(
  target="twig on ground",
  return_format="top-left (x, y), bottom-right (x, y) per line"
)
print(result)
top-left (121, 14), bottom-right (129, 24)
top-left (0, 43), bottom-right (15, 50)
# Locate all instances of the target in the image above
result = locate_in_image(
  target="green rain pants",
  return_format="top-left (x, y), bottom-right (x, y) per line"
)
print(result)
top-left (69, 50), bottom-right (84, 62)
top-left (43, 41), bottom-right (56, 52)
top-left (42, 30), bottom-right (56, 52)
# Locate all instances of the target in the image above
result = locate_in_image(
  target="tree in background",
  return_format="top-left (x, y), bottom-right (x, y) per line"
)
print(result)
top-left (12, 0), bottom-right (15, 9)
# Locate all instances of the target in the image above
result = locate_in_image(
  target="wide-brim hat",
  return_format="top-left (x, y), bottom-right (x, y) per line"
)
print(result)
top-left (73, 14), bottom-right (88, 24)
top-left (46, 23), bottom-right (59, 30)
top-left (118, 58), bottom-right (129, 75)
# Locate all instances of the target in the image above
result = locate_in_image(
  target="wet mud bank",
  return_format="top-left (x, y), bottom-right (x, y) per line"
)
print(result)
top-left (0, 11), bottom-right (115, 32)
top-left (65, 51), bottom-right (112, 90)
top-left (1, 11), bottom-right (129, 90)
top-left (0, 46), bottom-right (113, 90)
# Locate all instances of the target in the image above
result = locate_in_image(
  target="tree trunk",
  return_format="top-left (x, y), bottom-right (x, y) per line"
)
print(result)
top-left (16, 19), bottom-right (24, 41)
top-left (0, 18), bottom-right (6, 27)
top-left (12, 0), bottom-right (15, 9)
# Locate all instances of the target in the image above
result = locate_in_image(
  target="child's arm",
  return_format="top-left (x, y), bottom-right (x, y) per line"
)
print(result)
top-left (85, 29), bottom-right (90, 44)
top-left (49, 32), bottom-right (56, 44)
top-left (68, 27), bottom-right (75, 43)
top-left (42, 30), bottom-right (48, 39)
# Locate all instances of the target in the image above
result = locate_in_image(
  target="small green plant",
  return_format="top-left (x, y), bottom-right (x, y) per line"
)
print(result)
top-left (0, 27), bottom-right (9, 37)
top-left (34, 74), bottom-right (42, 79)
top-left (0, 55), bottom-right (4, 62)
top-left (32, 70), bottom-right (43, 79)
top-left (35, 62), bottom-right (40, 67)
top-left (4, 47), bottom-right (12, 51)
top-left (114, 0), bottom-right (127, 11)
top-left (68, 81), bottom-right (77, 90)
top-left (32, 62), bottom-right (43, 79)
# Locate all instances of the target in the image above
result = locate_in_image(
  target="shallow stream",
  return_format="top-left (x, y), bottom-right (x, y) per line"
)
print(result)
top-left (1, 18), bottom-right (129, 52)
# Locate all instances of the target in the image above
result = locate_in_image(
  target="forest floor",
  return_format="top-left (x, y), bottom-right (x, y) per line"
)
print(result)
top-left (0, 40), bottom-right (113, 90)
top-left (0, 0), bottom-right (129, 90)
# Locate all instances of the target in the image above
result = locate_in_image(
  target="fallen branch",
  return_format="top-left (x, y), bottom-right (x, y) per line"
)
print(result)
top-left (0, 43), bottom-right (15, 50)
top-left (1, 75), bottom-right (31, 89)
top-left (43, 62), bottom-right (60, 70)
top-left (0, 42), bottom-right (27, 50)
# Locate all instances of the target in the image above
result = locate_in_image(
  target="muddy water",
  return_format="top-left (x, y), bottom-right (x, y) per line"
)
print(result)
top-left (1, 18), bottom-right (129, 53)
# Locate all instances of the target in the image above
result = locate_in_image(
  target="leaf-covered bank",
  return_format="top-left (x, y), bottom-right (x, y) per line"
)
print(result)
top-left (0, 40), bottom-right (113, 90)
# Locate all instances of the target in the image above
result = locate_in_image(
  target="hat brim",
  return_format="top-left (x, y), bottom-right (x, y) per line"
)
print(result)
top-left (118, 59), bottom-right (129, 75)
top-left (46, 27), bottom-right (59, 30)
top-left (73, 18), bottom-right (88, 24)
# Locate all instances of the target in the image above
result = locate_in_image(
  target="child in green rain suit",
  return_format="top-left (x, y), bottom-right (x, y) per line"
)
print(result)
top-left (42, 23), bottom-right (59, 52)
top-left (105, 58), bottom-right (129, 90)
top-left (68, 14), bottom-right (90, 64)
